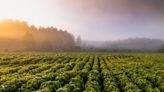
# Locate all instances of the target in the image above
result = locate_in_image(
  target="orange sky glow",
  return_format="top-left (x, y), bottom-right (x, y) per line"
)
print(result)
top-left (0, 0), bottom-right (164, 41)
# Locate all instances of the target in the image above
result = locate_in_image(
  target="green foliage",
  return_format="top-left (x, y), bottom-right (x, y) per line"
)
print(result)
top-left (0, 52), bottom-right (163, 92)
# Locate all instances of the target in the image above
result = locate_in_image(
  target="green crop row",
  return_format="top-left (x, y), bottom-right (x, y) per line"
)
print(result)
top-left (0, 52), bottom-right (163, 92)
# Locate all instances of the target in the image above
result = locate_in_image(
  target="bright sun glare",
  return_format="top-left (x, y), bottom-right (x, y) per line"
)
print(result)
top-left (0, 0), bottom-right (65, 28)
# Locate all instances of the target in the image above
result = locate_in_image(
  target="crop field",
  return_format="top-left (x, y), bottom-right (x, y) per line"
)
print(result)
top-left (0, 52), bottom-right (163, 92)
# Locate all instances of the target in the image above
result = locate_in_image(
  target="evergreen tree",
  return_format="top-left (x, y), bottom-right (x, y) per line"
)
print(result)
top-left (76, 35), bottom-right (82, 47)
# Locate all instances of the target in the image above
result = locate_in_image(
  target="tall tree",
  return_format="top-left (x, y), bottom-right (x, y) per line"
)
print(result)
top-left (76, 35), bottom-right (82, 47)
top-left (23, 32), bottom-right (35, 50)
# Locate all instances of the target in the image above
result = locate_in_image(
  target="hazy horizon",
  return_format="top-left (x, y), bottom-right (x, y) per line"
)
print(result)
top-left (0, 0), bottom-right (164, 41)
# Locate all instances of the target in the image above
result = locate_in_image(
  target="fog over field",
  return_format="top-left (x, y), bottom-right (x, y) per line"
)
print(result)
top-left (0, 1), bottom-right (164, 92)
top-left (0, 0), bottom-right (164, 52)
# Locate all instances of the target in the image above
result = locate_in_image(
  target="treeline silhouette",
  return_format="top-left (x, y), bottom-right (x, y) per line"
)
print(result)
top-left (82, 38), bottom-right (164, 52)
top-left (0, 19), bottom-right (75, 51)
top-left (159, 44), bottom-right (164, 52)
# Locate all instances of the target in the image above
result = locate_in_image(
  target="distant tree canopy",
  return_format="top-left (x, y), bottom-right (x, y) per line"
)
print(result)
top-left (159, 44), bottom-right (164, 52)
top-left (82, 38), bottom-right (164, 52)
top-left (0, 19), bottom-right (75, 51)
top-left (76, 35), bottom-right (82, 46)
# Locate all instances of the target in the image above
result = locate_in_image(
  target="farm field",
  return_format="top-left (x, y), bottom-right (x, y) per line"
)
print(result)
top-left (0, 52), bottom-right (163, 92)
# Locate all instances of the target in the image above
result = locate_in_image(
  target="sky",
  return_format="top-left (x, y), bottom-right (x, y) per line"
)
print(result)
top-left (0, 0), bottom-right (164, 41)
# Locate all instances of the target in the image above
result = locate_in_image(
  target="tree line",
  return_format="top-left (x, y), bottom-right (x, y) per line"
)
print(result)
top-left (0, 19), bottom-right (75, 51)
top-left (81, 38), bottom-right (164, 52)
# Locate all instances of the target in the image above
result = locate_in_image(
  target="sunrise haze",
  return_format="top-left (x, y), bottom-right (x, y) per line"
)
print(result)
top-left (0, 0), bottom-right (164, 41)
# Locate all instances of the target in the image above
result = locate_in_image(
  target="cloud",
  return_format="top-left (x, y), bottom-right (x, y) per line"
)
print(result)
top-left (1, 0), bottom-right (163, 40)
top-left (52, 0), bottom-right (164, 40)
top-left (55, 0), bottom-right (164, 23)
